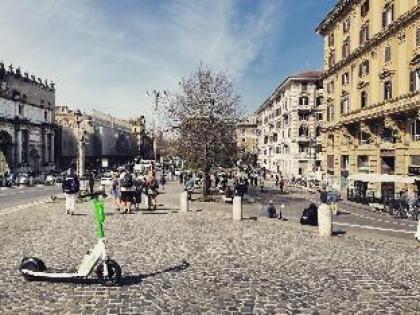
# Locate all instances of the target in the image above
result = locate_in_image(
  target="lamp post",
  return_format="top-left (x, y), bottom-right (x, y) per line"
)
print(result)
top-left (74, 110), bottom-right (85, 178)
top-left (146, 90), bottom-right (167, 166)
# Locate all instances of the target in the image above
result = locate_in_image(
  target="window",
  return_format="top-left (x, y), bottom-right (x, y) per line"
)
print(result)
top-left (18, 104), bottom-right (24, 115)
top-left (382, 127), bottom-right (394, 143)
top-left (328, 51), bottom-right (336, 67)
top-left (411, 120), bottom-right (420, 141)
top-left (359, 60), bottom-right (370, 77)
top-left (342, 72), bottom-right (350, 85)
top-left (343, 16), bottom-right (351, 34)
top-left (382, 3), bottom-right (394, 28)
top-left (302, 82), bottom-right (308, 91)
top-left (327, 104), bottom-right (334, 122)
top-left (361, 0), bottom-right (369, 17)
top-left (360, 23), bottom-right (369, 45)
top-left (358, 156), bottom-right (369, 173)
top-left (340, 97), bottom-right (350, 114)
top-left (316, 125), bottom-right (322, 137)
top-left (328, 134), bottom-right (335, 148)
top-left (384, 80), bottom-right (393, 100)
top-left (361, 90), bottom-right (368, 108)
top-left (299, 96), bottom-right (309, 106)
top-left (410, 68), bottom-right (420, 92)
top-left (316, 96), bottom-right (323, 106)
top-left (341, 155), bottom-right (349, 170)
top-left (342, 37), bottom-right (350, 59)
top-left (299, 144), bottom-right (308, 153)
top-left (299, 125), bottom-right (308, 137)
top-left (327, 81), bottom-right (335, 94)
top-left (316, 113), bottom-right (323, 121)
top-left (328, 33), bottom-right (334, 47)
top-left (44, 110), bottom-right (48, 121)
top-left (359, 129), bottom-right (370, 145)
top-left (384, 46), bottom-right (392, 63)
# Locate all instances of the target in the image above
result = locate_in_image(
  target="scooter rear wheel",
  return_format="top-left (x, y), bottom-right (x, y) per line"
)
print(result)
top-left (96, 259), bottom-right (121, 286)
top-left (20, 257), bottom-right (46, 281)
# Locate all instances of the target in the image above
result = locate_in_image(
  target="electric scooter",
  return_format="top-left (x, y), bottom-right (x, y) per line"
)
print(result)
top-left (19, 194), bottom-right (122, 286)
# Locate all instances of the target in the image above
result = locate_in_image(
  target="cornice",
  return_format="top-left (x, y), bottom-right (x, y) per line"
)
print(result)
top-left (316, 0), bottom-right (358, 35)
top-left (323, 6), bottom-right (420, 79)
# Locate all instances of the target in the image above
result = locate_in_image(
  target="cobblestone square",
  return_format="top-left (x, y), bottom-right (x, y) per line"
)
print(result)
top-left (0, 184), bottom-right (419, 313)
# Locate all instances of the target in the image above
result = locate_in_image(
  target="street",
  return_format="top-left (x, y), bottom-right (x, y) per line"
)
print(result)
top-left (0, 185), bottom-right (61, 214)
top-left (0, 181), bottom-right (419, 313)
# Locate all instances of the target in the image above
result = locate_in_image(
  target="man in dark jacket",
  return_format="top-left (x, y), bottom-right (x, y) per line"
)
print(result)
top-left (62, 167), bottom-right (80, 215)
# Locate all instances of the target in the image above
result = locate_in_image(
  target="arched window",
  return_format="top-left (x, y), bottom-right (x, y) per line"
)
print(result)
top-left (361, 90), bottom-right (368, 108)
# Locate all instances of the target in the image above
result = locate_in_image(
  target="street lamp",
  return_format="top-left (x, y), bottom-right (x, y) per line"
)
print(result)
top-left (146, 90), bottom-right (167, 166)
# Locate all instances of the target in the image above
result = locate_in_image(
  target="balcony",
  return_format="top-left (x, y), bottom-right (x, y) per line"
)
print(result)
top-left (293, 152), bottom-right (309, 160)
top-left (327, 91), bottom-right (420, 128)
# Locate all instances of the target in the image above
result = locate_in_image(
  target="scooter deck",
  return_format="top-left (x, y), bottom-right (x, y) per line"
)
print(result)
top-left (21, 270), bottom-right (79, 279)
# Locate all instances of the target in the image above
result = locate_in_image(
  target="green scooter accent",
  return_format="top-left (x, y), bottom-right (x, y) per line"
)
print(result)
top-left (93, 198), bottom-right (105, 238)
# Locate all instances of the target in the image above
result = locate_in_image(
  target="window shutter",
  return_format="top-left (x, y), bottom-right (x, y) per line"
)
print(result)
top-left (382, 11), bottom-right (386, 28)
top-left (359, 64), bottom-right (362, 77)
top-left (366, 61), bottom-right (369, 74)
top-left (416, 27), bottom-right (420, 47)
top-left (391, 4), bottom-right (394, 22)
top-left (410, 70), bottom-right (416, 92)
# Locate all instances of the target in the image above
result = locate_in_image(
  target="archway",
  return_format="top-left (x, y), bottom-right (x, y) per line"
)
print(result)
top-left (0, 130), bottom-right (13, 173)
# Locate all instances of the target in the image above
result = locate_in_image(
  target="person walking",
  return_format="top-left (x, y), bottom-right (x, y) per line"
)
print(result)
top-left (133, 174), bottom-right (144, 211)
top-left (111, 173), bottom-right (121, 211)
top-left (62, 167), bottom-right (80, 215)
top-left (119, 168), bottom-right (135, 213)
top-left (279, 176), bottom-right (285, 193)
top-left (159, 173), bottom-right (166, 191)
top-left (147, 171), bottom-right (158, 210)
top-left (88, 172), bottom-right (95, 195)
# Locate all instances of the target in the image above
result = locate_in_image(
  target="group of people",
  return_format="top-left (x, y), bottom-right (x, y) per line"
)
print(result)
top-left (111, 168), bottom-right (166, 213)
top-left (61, 166), bottom-right (166, 215)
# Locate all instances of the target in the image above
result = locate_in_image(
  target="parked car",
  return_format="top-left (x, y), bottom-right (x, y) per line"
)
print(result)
top-left (100, 173), bottom-right (113, 186)
top-left (45, 174), bottom-right (56, 185)
top-left (17, 174), bottom-right (30, 186)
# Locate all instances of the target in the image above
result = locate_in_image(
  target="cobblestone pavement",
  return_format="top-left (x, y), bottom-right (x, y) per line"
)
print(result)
top-left (0, 183), bottom-right (419, 313)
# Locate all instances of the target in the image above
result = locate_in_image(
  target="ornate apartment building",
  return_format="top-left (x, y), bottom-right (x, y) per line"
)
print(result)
top-left (255, 71), bottom-right (324, 178)
top-left (0, 62), bottom-right (56, 174)
top-left (317, 0), bottom-right (420, 196)
top-left (236, 115), bottom-right (258, 155)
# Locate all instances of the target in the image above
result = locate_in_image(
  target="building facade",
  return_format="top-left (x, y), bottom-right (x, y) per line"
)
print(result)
top-left (255, 71), bottom-right (324, 178)
top-left (0, 62), bottom-right (56, 174)
top-left (55, 106), bottom-right (137, 171)
top-left (317, 0), bottom-right (420, 196)
top-left (236, 115), bottom-right (258, 154)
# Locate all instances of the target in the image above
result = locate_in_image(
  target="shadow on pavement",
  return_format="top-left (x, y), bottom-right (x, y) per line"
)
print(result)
top-left (332, 230), bottom-right (347, 236)
top-left (119, 260), bottom-right (190, 286)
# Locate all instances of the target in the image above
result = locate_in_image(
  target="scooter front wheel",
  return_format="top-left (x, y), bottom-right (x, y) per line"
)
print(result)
top-left (96, 259), bottom-right (121, 286)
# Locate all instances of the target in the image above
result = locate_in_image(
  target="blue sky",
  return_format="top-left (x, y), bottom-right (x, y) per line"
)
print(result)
top-left (0, 0), bottom-right (335, 120)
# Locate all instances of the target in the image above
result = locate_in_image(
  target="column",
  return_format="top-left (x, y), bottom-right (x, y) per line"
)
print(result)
top-left (50, 133), bottom-right (55, 164)
top-left (43, 132), bottom-right (48, 163)
top-left (16, 129), bottom-right (22, 164)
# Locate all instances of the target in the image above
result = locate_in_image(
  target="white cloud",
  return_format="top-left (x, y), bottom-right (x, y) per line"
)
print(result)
top-left (0, 0), bottom-right (281, 121)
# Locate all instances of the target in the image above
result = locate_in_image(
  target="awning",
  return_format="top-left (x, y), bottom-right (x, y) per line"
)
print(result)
top-left (348, 173), bottom-right (420, 183)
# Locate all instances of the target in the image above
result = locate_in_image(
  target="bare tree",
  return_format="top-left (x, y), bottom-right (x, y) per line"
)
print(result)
top-left (163, 65), bottom-right (242, 198)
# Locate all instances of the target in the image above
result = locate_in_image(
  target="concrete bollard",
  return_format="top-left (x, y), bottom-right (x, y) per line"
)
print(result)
top-left (415, 219), bottom-right (420, 242)
top-left (180, 191), bottom-right (189, 212)
top-left (233, 196), bottom-right (242, 221)
top-left (318, 203), bottom-right (332, 237)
